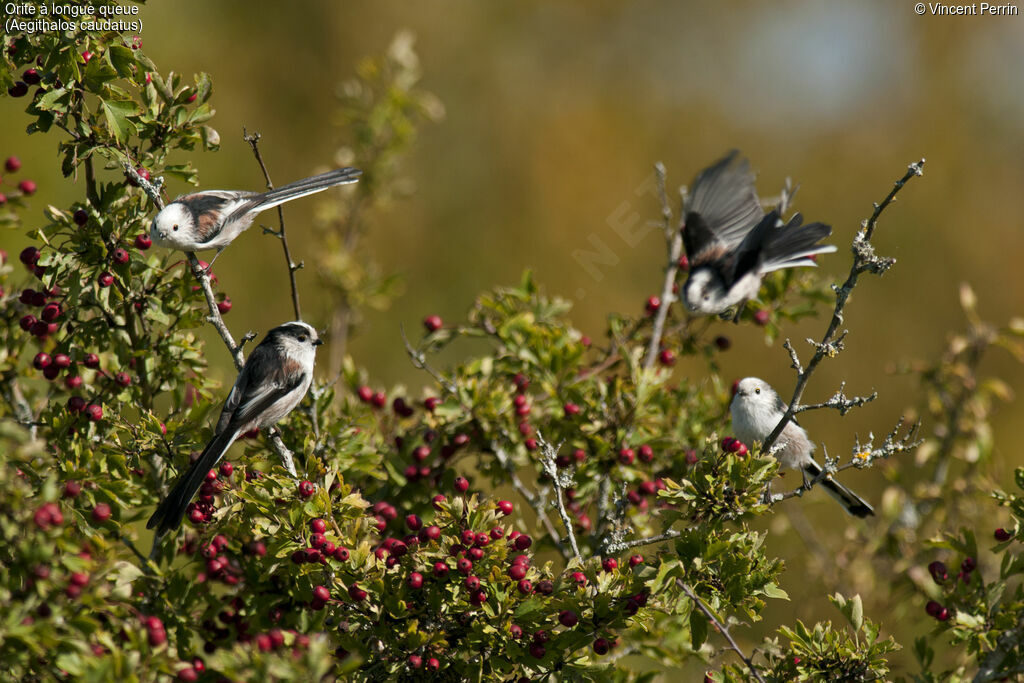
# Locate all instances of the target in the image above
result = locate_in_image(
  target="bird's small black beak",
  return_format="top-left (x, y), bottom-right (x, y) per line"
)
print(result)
top-left (313, 338), bottom-right (323, 346)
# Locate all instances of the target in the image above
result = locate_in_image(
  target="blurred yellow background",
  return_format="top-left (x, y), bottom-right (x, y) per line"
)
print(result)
top-left (3, 1), bottom-right (1023, 676)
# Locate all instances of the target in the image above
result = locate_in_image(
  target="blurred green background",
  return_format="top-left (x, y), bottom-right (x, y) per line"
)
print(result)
top-left (3, 0), bottom-right (1023, 675)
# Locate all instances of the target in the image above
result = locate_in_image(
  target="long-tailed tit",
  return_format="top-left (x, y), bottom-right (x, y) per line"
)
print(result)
top-left (147, 321), bottom-right (322, 534)
top-left (730, 377), bottom-right (873, 518)
top-left (150, 167), bottom-right (362, 264)
top-left (681, 151), bottom-right (836, 318)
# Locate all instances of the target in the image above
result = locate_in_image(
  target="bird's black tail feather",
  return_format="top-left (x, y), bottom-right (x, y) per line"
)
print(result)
top-left (147, 428), bottom-right (239, 534)
top-left (802, 460), bottom-right (874, 518)
top-left (254, 168), bottom-right (362, 211)
top-left (761, 214), bottom-right (836, 272)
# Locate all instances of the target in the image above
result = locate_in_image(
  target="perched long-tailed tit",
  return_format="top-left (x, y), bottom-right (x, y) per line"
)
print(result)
top-left (147, 321), bottom-right (322, 534)
top-left (150, 167), bottom-right (362, 263)
top-left (730, 377), bottom-right (874, 518)
top-left (681, 151), bottom-right (836, 318)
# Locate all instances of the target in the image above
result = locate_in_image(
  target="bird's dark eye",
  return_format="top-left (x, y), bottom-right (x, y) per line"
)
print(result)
top-left (172, 224), bottom-right (179, 231)
top-left (298, 335), bottom-right (307, 342)
top-left (755, 387), bottom-right (761, 394)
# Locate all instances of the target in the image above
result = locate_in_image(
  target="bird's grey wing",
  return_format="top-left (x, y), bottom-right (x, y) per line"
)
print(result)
top-left (178, 191), bottom-right (254, 243)
top-left (684, 151), bottom-right (764, 252)
top-left (724, 211), bottom-right (778, 287)
top-left (225, 344), bottom-right (306, 430)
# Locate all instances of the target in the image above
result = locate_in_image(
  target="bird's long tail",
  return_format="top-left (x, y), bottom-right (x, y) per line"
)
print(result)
top-left (802, 460), bottom-right (874, 518)
top-left (147, 428), bottom-right (239, 535)
top-left (253, 167), bottom-right (362, 211)
top-left (761, 213), bottom-right (837, 273)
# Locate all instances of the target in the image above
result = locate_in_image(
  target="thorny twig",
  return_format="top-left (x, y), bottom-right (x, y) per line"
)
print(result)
top-left (126, 164), bottom-right (298, 477)
top-left (537, 433), bottom-right (582, 562)
top-left (243, 128), bottom-right (304, 321)
top-left (763, 159), bottom-right (925, 453)
top-left (768, 419), bottom-right (921, 504)
top-left (643, 162), bottom-right (684, 371)
top-left (678, 580), bottom-right (767, 683)
top-left (490, 441), bottom-right (569, 560)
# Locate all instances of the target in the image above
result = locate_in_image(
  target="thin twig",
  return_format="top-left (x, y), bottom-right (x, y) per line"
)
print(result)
top-left (643, 162), bottom-right (683, 371)
top-left (537, 433), bottom-right (582, 562)
top-left (763, 159), bottom-right (925, 452)
top-left (604, 528), bottom-right (684, 554)
top-left (401, 325), bottom-right (457, 395)
top-left (678, 580), bottom-right (767, 683)
top-left (127, 164), bottom-right (298, 477)
top-left (243, 128), bottom-right (303, 321)
top-left (117, 532), bottom-right (159, 576)
top-left (490, 441), bottom-right (569, 560)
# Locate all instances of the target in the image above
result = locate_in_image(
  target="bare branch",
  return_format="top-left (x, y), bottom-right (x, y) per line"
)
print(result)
top-left (401, 325), bottom-right (457, 395)
top-left (604, 527), bottom-right (685, 554)
top-left (243, 128), bottom-right (303, 321)
top-left (490, 441), bottom-right (569, 560)
top-left (537, 433), bottom-right (582, 562)
top-left (763, 159), bottom-right (925, 453)
top-left (643, 162), bottom-right (684, 371)
top-left (678, 580), bottom-right (767, 683)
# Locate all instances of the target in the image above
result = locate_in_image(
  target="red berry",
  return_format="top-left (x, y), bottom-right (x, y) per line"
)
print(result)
top-left (457, 558), bottom-right (473, 575)
top-left (420, 525), bottom-right (441, 542)
top-left (22, 68), bottom-right (40, 85)
top-left (348, 584), bottom-right (367, 602)
top-left (996, 528), bottom-right (1013, 542)
top-left (639, 444), bottom-right (654, 463)
top-left (356, 385), bottom-right (373, 402)
top-left (98, 272), bottom-right (114, 287)
top-left (8, 81), bottom-right (28, 97)
top-left (962, 557), bottom-right (977, 573)
top-left (571, 571), bottom-right (587, 586)
top-left (85, 404), bottom-right (103, 421)
top-left (91, 502), bottom-right (112, 522)
top-left (431, 494), bottom-right (446, 510)
top-left (558, 610), bottom-right (578, 627)
top-left (41, 303), bottom-right (61, 322)
top-left (19, 315), bottom-right (36, 332)
top-left (371, 391), bottom-right (386, 408)
top-left (618, 448), bottom-right (635, 465)
top-left (427, 657), bottom-right (439, 671)
top-left (333, 546), bottom-right (350, 562)
top-left (753, 309), bottom-right (770, 326)
top-left (925, 600), bottom-right (943, 618)
top-left (424, 396), bottom-right (440, 412)
top-left (713, 335), bottom-right (731, 351)
top-left (177, 667), bottom-right (198, 682)
top-left (83, 353), bottom-right (100, 369)
top-left (496, 500), bottom-right (514, 516)
top-left (19, 246), bottom-right (40, 265)
top-left (115, 372), bottom-right (131, 387)
top-left (18, 180), bottom-right (36, 195)
top-left (63, 480), bottom-right (82, 497)
top-left (602, 557), bottom-right (618, 572)
top-left (134, 234), bottom-right (152, 250)
top-left (310, 518), bottom-right (327, 533)
top-left (508, 564), bottom-right (527, 580)
top-left (313, 585), bottom-right (330, 602)
top-left (217, 297), bottom-right (232, 314)
top-left (219, 462), bottom-right (233, 478)
top-left (405, 514), bottom-right (422, 531)
top-left (433, 561), bottom-right (449, 577)
top-left (629, 554), bottom-right (644, 567)
top-left (407, 572), bottom-right (424, 589)
top-left (563, 402), bottom-right (580, 417)
top-left (658, 348), bottom-right (677, 366)
top-left (297, 480), bottom-right (315, 498)
top-left (645, 295), bottom-right (661, 315)
top-left (423, 315), bottom-right (443, 332)
top-left (454, 476), bottom-right (469, 493)
top-left (73, 209), bottom-right (88, 226)
top-left (593, 638), bottom-right (610, 655)
top-left (33, 352), bottom-right (51, 370)
top-left (514, 534), bottom-right (532, 550)
top-left (5, 156), bottom-right (22, 172)
top-left (529, 643), bottom-right (546, 659)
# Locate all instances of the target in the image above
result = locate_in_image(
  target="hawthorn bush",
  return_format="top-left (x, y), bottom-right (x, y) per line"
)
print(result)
top-left (3, 17), bottom-right (1024, 683)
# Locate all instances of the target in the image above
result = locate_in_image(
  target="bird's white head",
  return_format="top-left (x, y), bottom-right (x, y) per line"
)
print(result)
top-left (682, 268), bottom-right (727, 314)
top-left (150, 203), bottom-right (195, 249)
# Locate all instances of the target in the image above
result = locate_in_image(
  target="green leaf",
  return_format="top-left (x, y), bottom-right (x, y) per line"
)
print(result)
top-left (689, 607), bottom-right (708, 650)
top-left (100, 99), bottom-right (140, 144)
